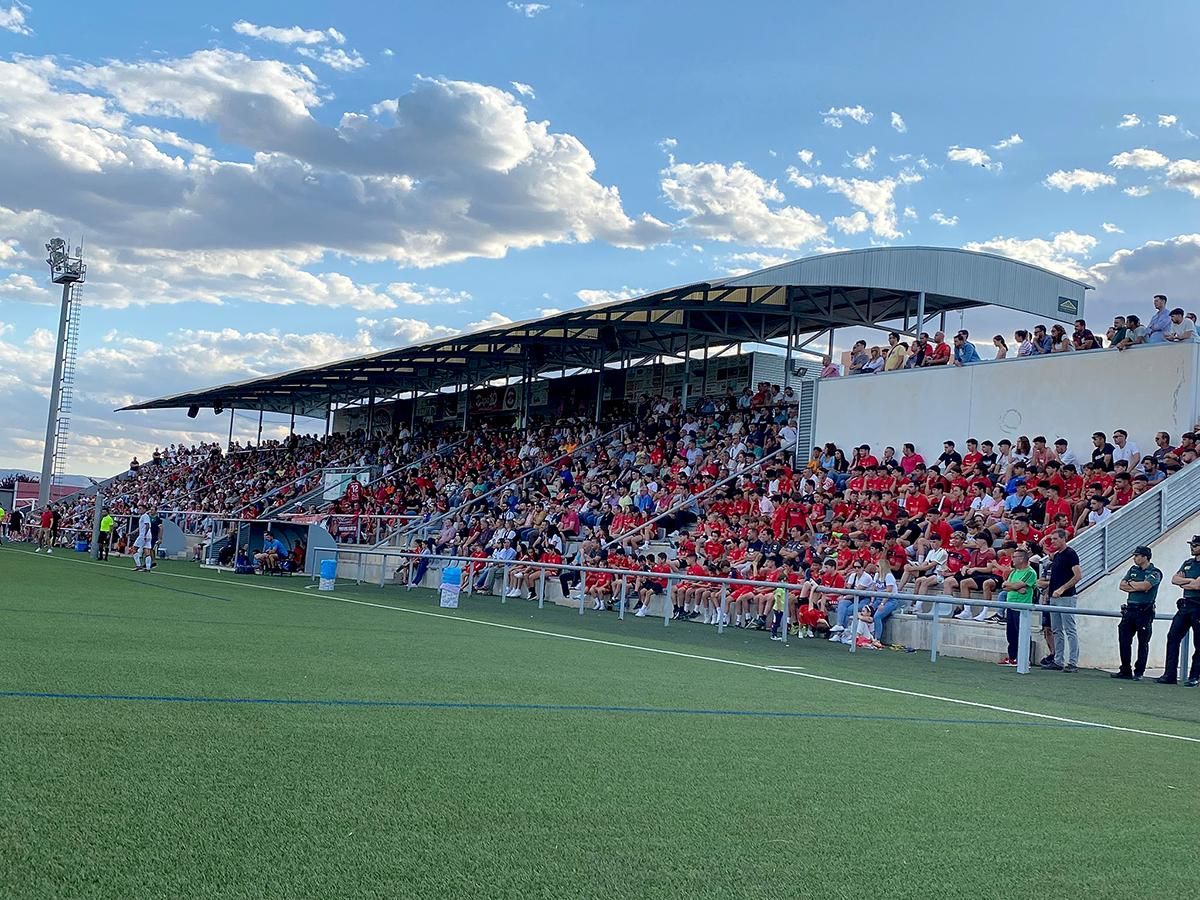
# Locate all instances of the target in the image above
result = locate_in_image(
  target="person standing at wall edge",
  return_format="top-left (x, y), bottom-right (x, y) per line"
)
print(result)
top-left (1112, 546), bottom-right (1161, 680)
top-left (1156, 536), bottom-right (1200, 686)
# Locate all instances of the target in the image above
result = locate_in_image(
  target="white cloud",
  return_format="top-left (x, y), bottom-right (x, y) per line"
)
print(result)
top-left (848, 146), bottom-right (877, 171)
top-left (0, 1), bottom-right (31, 35)
top-left (784, 166), bottom-right (813, 189)
top-left (1101, 222), bottom-right (1124, 234)
top-left (992, 133), bottom-right (1023, 150)
top-left (946, 145), bottom-right (998, 170)
top-left (1158, 114), bottom-right (1178, 128)
top-left (1043, 168), bottom-right (1116, 192)
top-left (507, 2), bottom-right (550, 16)
top-left (831, 211), bottom-right (870, 234)
top-left (382, 48), bottom-right (394, 57)
top-left (1124, 185), bottom-right (1151, 198)
top-left (510, 81), bottom-right (535, 98)
top-left (466, 311), bottom-right (514, 330)
top-left (929, 211), bottom-right (958, 226)
top-left (0, 272), bottom-right (49, 297)
top-left (232, 20), bottom-right (345, 45)
top-left (816, 170), bottom-right (922, 240)
top-left (821, 105), bottom-right (872, 128)
top-left (962, 230), bottom-right (1097, 281)
top-left (723, 252), bottom-right (793, 275)
top-left (575, 287), bottom-right (645, 306)
top-left (1109, 148), bottom-right (1170, 169)
top-left (0, 55), bottom-right (668, 287)
top-left (660, 159), bottom-right (826, 248)
top-left (890, 112), bottom-right (906, 133)
top-left (796, 148), bottom-right (815, 165)
top-left (902, 206), bottom-right (917, 220)
top-left (386, 283), bottom-right (471, 306)
top-left (296, 47), bottom-right (367, 72)
top-left (1166, 159), bottom-right (1200, 198)
top-left (1117, 113), bottom-right (1141, 129)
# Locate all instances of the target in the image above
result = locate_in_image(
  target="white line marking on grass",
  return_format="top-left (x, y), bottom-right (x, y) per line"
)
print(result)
top-left (14, 548), bottom-right (1200, 744)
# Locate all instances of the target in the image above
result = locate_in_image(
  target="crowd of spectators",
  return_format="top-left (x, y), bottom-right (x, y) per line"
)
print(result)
top-left (822, 295), bottom-right (1198, 377)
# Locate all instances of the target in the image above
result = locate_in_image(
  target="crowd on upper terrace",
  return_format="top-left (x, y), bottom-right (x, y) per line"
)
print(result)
top-left (823, 294), bottom-right (1198, 376)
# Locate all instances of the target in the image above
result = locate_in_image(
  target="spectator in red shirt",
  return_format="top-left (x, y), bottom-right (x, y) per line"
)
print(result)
top-left (923, 331), bottom-right (952, 366)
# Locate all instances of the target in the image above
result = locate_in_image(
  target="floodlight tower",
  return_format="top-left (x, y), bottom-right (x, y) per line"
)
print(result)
top-left (38, 237), bottom-right (86, 508)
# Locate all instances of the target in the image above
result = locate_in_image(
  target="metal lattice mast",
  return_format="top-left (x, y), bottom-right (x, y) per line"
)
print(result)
top-left (38, 238), bottom-right (86, 509)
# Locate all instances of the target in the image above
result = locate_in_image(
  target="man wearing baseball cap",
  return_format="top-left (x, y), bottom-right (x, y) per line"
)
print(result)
top-left (1112, 546), bottom-right (1161, 680)
top-left (1157, 535), bottom-right (1200, 686)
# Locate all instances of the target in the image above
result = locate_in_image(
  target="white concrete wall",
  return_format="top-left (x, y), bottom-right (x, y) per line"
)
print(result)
top-left (1075, 510), bottom-right (1200, 671)
top-left (813, 342), bottom-right (1200, 465)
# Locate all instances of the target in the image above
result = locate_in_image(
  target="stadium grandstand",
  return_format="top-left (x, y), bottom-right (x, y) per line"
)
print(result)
top-left (11, 246), bottom-right (1200, 674)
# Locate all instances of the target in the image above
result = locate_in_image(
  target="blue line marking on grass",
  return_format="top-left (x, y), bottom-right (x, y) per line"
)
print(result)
top-left (0, 690), bottom-right (1098, 729)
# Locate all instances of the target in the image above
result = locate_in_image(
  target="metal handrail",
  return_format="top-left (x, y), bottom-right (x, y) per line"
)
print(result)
top-left (311, 546), bottom-right (1191, 681)
top-left (371, 423), bottom-right (628, 549)
top-left (1070, 460), bottom-right (1200, 589)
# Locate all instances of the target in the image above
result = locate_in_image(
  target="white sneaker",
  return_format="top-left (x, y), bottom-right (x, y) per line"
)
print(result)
top-left (973, 613), bottom-right (990, 621)
top-left (806, 628), bottom-right (816, 638)
top-left (830, 624), bottom-right (844, 634)
top-left (46, 549), bottom-right (52, 554)
top-left (771, 635), bottom-right (782, 641)
top-left (34, 548), bottom-right (40, 553)
top-left (635, 607), bottom-right (647, 617)
top-left (954, 611), bottom-right (972, 620)
top-left (828, 633), bottom-right (840, 641)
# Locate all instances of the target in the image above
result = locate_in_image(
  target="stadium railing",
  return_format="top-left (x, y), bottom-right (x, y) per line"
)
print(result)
top-left (1070, 460), bottom-right (1200, 590)
top-left (307, 547), bottom-right (1192, 683)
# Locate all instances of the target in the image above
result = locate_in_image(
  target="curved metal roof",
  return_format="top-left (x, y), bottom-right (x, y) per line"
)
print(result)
top-left (123, 246), bottom-right (1090, 416)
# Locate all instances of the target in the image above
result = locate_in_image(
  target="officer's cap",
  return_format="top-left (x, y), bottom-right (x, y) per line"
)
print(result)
top-left (1134, 546), bottom-right (1152, 559)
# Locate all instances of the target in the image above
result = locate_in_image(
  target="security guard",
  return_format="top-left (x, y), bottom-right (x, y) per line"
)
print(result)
top-left (1112, 546), bottom-right (1161, 680)
top-left (1156, 535), bottom-right (1200, 686)
top-left (98, 508), bottom-right (115, 561)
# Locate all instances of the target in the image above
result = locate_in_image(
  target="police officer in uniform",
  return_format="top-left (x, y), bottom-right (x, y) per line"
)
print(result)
top-left (1112, 546), bottom-right (1160, 680)
top-left (1156, 535), bottom-right (1200, 686)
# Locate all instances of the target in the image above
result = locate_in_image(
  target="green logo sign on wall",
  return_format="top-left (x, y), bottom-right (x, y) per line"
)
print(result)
top-left (1058, 296), bottom-right (1079, 316)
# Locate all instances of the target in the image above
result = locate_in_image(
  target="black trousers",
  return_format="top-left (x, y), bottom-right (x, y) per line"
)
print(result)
top-left (98, 531), bottom-right (111, 559)
top-left (1162, 603), bottom-right (1200, 681)
top-left (1116, 605), bottom-right (1154, 675)
top-left (1005, 608), bottom-right (1020, 660)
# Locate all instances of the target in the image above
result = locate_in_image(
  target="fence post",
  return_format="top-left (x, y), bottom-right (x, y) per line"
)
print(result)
top-left (849, 596), bottom-right (861, 654)
top-left (664, 575), bottom-right (675, 627)
top-left (1101, 526), bottom-right (1109, 575)
top-left (718, 584), bottom-right (728, 635)
top-left (929, 606), bottom-right (940, 663)
top-left (356, 553), bottom-right (363, 585)
top-left (782, 592), bottom-right (790, 646)
top-left (578, 572), bottom-right (585, 615)
top-left (618, 575), bottom-right (627, 620)
top-left (406, 557), bottom-right (414, 591)
top-left (1017, 607), bottom-right (1032, 674)
top-left (1180, 632), bottom-right (1191, 683)
top-left (379, 553), bottom-right (387, 588)
top-left (501, 561), bottom-right (509, 604)
top-left (538, 568), bottom-right (547, 609)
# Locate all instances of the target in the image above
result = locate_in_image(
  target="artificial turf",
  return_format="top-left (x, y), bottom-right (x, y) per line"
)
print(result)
top-left (1, 544), bottom-right (1198, 899)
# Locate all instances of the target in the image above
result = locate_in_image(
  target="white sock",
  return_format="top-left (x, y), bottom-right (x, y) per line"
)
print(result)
top-left (134, 551), bottom-right (143, 567)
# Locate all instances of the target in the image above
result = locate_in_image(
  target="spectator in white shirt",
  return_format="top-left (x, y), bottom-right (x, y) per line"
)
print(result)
top-left (1164, 307), bottom-right (1198, 343)
top-left (1112, 429), bottom-right (1141, 472)
top-left (1054, 438), bottom-right (1079, 468)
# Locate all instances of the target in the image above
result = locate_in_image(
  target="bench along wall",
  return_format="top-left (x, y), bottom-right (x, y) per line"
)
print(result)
top-left (811, 341), bottom-right (1200, 466)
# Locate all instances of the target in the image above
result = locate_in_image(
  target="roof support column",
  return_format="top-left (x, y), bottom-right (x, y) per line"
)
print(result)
top-left (701, 338), bottom-right (709, 398)
top-left (915, 291), bottom-right (926, 335)
top-left (289, 405), bottom-right (295, 437)
top-left (784, 308), bottom-right (795, 387)
top-left (681, 329), bottom-right (691, 410)
top-left (593, 350), bottom-right (604, 423)
top-left (228, 407), bottom-right (236, 451)
top-left (256, 410), bottom-right (263, 447)
top-left (366, 387), bottom-right (375, 435)
top-left (326, 395), bottom-right (333, 437)
top-left (410, 391), bottom-right (417, 433)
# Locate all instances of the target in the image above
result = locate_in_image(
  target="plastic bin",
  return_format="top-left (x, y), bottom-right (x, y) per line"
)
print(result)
top-left (319, 558), bottom-right (337, 592)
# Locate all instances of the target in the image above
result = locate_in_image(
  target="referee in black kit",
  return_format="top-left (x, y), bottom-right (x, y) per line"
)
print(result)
top-left (1112, 546), bottom-right (1161, 681)
top-left (1156, 535), bottom-right (1200, 687)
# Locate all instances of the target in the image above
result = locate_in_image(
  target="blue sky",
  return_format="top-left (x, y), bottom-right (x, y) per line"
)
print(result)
top-left (1, 0), bottom-right (1199, 474)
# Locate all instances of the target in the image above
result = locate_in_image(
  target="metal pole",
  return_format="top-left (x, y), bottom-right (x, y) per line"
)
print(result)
top-left (501, 561), bottom-right (508, 603)
top-left (782, 593), bottom-right (790, 646)
top-left (915, 290), bottom-right (926, 334)
top-left (593, 354), bottom-right (604, 423)
top-left (850, 596), bottom-right (860, 653)
top-left (930, 607), bottom-right (940, 662)
top-left (718, 584), bottom-right (727, 635)
top-left (1017, 608), bottom-right (1032, 674)
top-left (579, 576), bottom-right (585, 615)
top-left (410, 391), bottom-right (417, 432)
top-left (228, 407), bottom-right (236, 450)
top-left (367, 388), bottom-right (375, 435)
top-left (289, 405), bottom-right (295, 437)
top-left (664, 575), bottom-right (675, 627)
top-left (701, 339), bottom-right (709, 399)
top-left (538, 568), bottom-right (547, 609)
top-left (619, 575), bottom-right (627, 620)
top-left (783, 312), bottom-right (794, 389)
top-left (37, 283), bottom-right (73, 509)
top-left (406, 557), bottom-right (414, 591)
top-left (1179, 632), bottom-right (1191, 683)
top-left (256, 410), bottom-right (263, 447)
top-left (90, 491), bottom-right (103, 560)
top-left (462, 383), bottom-right (470, 430)
top-left (681, 331), bottom-right (691, 410)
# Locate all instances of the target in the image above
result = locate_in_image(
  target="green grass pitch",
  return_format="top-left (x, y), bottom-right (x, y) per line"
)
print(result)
top-left (2, 544), bottom-right (1198, 899)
